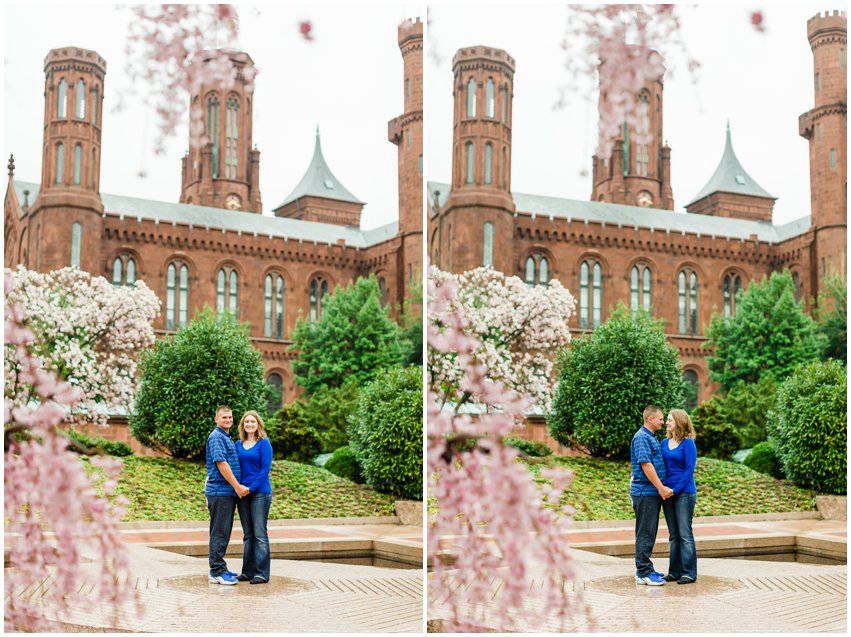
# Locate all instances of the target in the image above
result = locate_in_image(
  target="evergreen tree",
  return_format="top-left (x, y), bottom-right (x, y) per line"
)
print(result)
top-left (814, 270), bottom-right (847, 364)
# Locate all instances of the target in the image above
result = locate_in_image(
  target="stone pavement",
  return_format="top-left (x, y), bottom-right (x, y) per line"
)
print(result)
top-left (6, 518), bottom-right (424, 633)
top-left (429, 513), bottom-right (847, 632)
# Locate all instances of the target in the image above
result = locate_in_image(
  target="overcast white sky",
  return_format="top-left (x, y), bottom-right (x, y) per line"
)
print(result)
top-left (428, 3), bottom-right (833, 225)
top-left (4, 3), bottom-right (421, 230)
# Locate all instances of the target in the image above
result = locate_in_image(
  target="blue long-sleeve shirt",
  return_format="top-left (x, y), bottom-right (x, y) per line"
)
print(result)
top-left (236, 438), bottom-right (273, 494)
top-left (661, 437), bottom-right (697, 494)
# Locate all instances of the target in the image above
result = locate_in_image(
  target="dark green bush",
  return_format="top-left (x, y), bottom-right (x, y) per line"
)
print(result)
top-left (66, 429), bottom-right (134, 457)
top-left (324, 445), bottom-right (365, 483)
top-left (349, 366), bottom-right (422, 500)
top-left (767, 359), bottom-right (847, 494)
top-left (504, 436), bottom-right (553, 457)
top-left (743, 440), bottom-right (784, 479)
top-left (266, 403), bottom-right (323, 463)
top-left (719, 375), bottom-right (777, 448)
top-left (298, 378), bottom-right (361, 453)
top-left (548, 306), bottom-right (685, 458)
top-left (130, 308), bottom-right (266, 458)
top-left (691, 397), bottom-right (742, 460)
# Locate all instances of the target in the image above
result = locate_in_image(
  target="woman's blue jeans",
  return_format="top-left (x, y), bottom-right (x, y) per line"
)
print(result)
top-left (662, 492), bottom-right (697, 580)
top-left (237, 492), bottom-right (272, 581)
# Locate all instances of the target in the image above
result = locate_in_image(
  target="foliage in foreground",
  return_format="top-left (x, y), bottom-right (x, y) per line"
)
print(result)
top-left (130, 309), bottom-right (266, 458)
top-left (324, 445), bottom-right (365, 484)
top-left (265, 403), bottom-right (323, 463)
top-left (690, 397), bottom-right (742, 460)
top-left (549, 306), bottom-right (685, 459)
top-left (67, 428), bottom-right (134, 457)
top-left (743, 440), bottom-right (784, 479)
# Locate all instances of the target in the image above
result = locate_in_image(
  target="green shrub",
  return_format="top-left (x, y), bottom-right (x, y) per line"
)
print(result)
top-left (324, 446), bottom-right (365, 483)
top-left (266, 403), bottom-right (323, 463)
top-left (504, 436), bottom-right (552, 457)
top-left (67, 429), bottom-right (134, 457)
top-left (548, 306), bottom-right (685, 458)
top-left (719, 375), bottom-right (777, 448)
top-left (743, 441), bottom-right (784, 479)
top-left (349, 366), bottom-right (422, 500)
top-left (767, 359), bottom-right (847, 494)
top-left (691, 398), bottom-right (742, 460)
top-left (130, 309), bottom-right (266, 458)
top-left (298, 378), bottom-right (361, 453)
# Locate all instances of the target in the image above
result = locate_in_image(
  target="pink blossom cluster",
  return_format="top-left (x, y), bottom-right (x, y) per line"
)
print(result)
top-left (558, 4), bottom-right (698, 158)
top-left (427, 268), bottom-right (582, 632)
top-left (429, 266), bottom-right (575, 411)
top-left (4, 272), bottom-right (139, 631)
top-left (5, 266), bottom-right (160, 427)
top-left (122, 4), bottom-right (257, 154)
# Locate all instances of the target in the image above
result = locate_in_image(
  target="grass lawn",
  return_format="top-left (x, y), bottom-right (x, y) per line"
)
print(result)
top-left (527, 456), bottom-right (819, 521)
top-left (87, 456), bottom-right (397, 521)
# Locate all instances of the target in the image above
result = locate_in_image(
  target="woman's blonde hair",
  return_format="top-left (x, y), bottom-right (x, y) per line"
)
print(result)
top-left (238, 410), bottom-right (268, 442)
top-left (667, 409), bottom-right (696, 442)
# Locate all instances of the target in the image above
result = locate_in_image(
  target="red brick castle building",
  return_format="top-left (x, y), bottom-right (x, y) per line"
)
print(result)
top-left (5, 19), bottom-right (423, 407)
top-left (429, 11), bottom-right (846, 406)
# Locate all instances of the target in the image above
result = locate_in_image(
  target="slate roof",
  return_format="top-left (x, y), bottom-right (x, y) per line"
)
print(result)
top-left (428, 181), bottom-right (809, 244)
top-left (13, 181), bottom-right (397, 249)
top-left (686, 124), bottom-right (776, 206)
top-left (274, 128), bottom-right (364, 209)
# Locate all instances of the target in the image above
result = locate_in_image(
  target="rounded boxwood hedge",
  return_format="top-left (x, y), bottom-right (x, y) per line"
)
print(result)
top-left (324, 445), bottom-right (365, 484)
top-left (348, 366), bottom-right (422, 500)
top-left (743, 440), bottom-right (784, 479)
top-left (767, 359), bottom-right (846, 494)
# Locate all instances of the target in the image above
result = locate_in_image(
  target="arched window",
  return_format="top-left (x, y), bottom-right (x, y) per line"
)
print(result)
top-left (263, 273), bottom-right (285, 338)
top-left (309, 277), bottom-right (330, 323)
top-left (215, 266), bottom-right (239, 316)
top-left (678, 268), bottom-right (699, 335)
top-left (466, 77), bottom-right (476, 117)
top-left (485, 78), bottom-right (495, 118)
top-left (465, 142), bottom-right (474, 184)
top-left (379, 277), bottom-right (387, 307)
top-left (266, 373), bottom-right (283, 414)
top-left (55, 143), bottom-right (64, 184)
top-left (501, 87), bottom-right (508, 124)
top-left (629, 264), bottom-right (653, 314)
top-left (165, 261), bottom-right (190, 330)
top-left (75, 79), bottom-right (86, 119)
top-left (539, 257), bottom-right (549, 284)
top-left (484, 143), bottom-right (493, 185)
top-left (482, 222), bottom-right (494, 267)
top-left (502, 146), bottom-right (507, 188)
top-left (524, 253), bottom-right (550, 287)
top-left (57, 79), bottom-right (67, 118)
top-left (683, 369), bottom-right (699, 412)
top-left (73, 143), bottom-right (82, 185)
top-left (792, 271), bottom-right (800, 302)
top-left (112, 254), bottom-right (137, 286)
top-left (92, 86), bottom-right (99, 125)
top-left (637, 94), bottom-right (650, 176)
top-left (722, 273), bottom-right (743, 317)
top-left (206, 96), bottom-right (220, 178)
top-left (525, 256), bottom-right (535, 285)
top-left (70, 222), bottom-right (82, 268)
top-left (275, 276), bottom-right (284, 337)
top-left (127, 258), bottom-right (136, 285)
top-left (225, 97), bottom-right (238, 179)
top-left (579, 259), bottom-right (603, 328)
top-left (91, 149), bottom-right (97, 189)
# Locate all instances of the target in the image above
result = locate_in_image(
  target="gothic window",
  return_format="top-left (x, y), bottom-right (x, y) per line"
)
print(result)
top-left (309, 277), bottom-right (329, 323)
top-left (225, 98), bottom-right (239, 179)
top-left (418, 155), bottom-right (423, 175)
top-left (678, 268), bottom-right (699, 335)
top-left (55, 143), bottom-right (64, 184)
top-left (406, 128), bottom-right (411, 146)
top-left (830, 148), bottom-right (836, 169)
top-left (57, 78), bottom-right (67, 118)
top-left (91, 149), bottom-right (97, 189)
top-left (216, 266), bottom-right (239, 316)
top-left (484, 143), bottom-right (493, 184)
top-left (637, 94), bottom-right (650, 176)
top-left (792, 271), bottom-right (800, 302)
top-left (70, 222), bottom-right (82, 268)
top-left (92, 86), bottom-right (99, 125)
top-left (630, 264), bottom-right (652, 313)
top-left (207, 96), bottom-right (220, 178)
top-left (816, 73), bottom-right (821, 92)
top-left (722, 273), bottom-right (743, 317)
top-left (73, 143), bottom-right (82, 185)
top-left (501, 87), bottom-right (508, 124)
top-left (524, 252), bottom-right (550, 287)
top-left (112, 254), bottom-right (137, 286)
top-left (465, 142), bottom-right (474, 184)
top-left (525, 256), bottom-right (535, 285)
top-left (817, 123), bottom-right (822, 142)
top-left (466, 77), bottom-right (476, 117)
top-left (263, 273), bottom-right (285, 338)
top-left (405, 78), bottom-right (410, 97)
top-left (485, 78), bottom-right (495, 118)
top-left (482, 222), bottom-right (494, 267)
top-left (379, 277), bottom-right (387, 307)
top-left (502, 146), bottom-right (507, 189)
top-left (75, 79), bottom-right (86, 119)
top-left (579, 259), bottom-right (602, 328)
top-left (683, 369), bottom-right (699, 411)
top-left (841, 47), bottom-right (845, 69)
top-left (165, 261), bottom-right (190, 331)
top-left (265, 372), bottom-right (283, 414)
top-left (622, 120), bottom-right (630, 176)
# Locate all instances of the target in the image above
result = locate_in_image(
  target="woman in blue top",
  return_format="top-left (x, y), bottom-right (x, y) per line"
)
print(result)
top-left (235, 410), bottom-right (273, 584)
top-left (661, 408), bottom-right (698, 584)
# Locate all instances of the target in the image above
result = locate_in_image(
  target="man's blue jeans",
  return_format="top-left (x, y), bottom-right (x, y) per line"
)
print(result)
top-left (237, 492), bottom-right (273, 581)
top-left (207, 495), bottom-right (238, 576)
top-left (631, 494), bottom-right (662, 577)
top-left (662, 492), bottom-right (698, 580)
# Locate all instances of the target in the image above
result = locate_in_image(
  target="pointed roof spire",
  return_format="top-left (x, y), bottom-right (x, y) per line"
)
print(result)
top-left (276, 128), bottom-right (363, 208)
top-left (686, 124), bottom-right (775, 206)
top-left (8, 154), bottom-right (14, 178)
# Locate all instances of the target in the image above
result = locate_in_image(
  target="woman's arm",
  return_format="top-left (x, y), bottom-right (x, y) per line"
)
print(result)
top-left (246, 438), bottom-right (273, 493)
top-left (671, 439), bottom-right (697, 494)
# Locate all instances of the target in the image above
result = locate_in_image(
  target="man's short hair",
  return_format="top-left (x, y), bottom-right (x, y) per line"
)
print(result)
top-left (643, 405), bottom-right (662, 422)
top-left (216, 405), bottom-right (232, 415)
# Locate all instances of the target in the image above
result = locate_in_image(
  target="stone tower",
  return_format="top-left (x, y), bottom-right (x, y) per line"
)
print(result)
top-left (799, 10), bottom-right (847, 293)
top-left (388, 17), bottom-right (424, 298)
top-left (591, 49), bottom-right (674, 210)
top-left (30, 46), bottom-right (106, 273)
top-left (180, 50), bottom-right (261, 213)
top-left (439, 45), bottom-right (516, 274)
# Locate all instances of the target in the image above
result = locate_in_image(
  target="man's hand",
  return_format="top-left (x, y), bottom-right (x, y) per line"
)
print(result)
top-left (659, 486), bottom-right (674, 500)
top-left (236, 484), bottom-right (249, 498)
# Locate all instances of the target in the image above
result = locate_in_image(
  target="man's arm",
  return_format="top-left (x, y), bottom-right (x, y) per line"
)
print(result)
top-left (216, 461), bottom-right (249, 497)
top-left (640, 462), bottom-right (673, 499)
